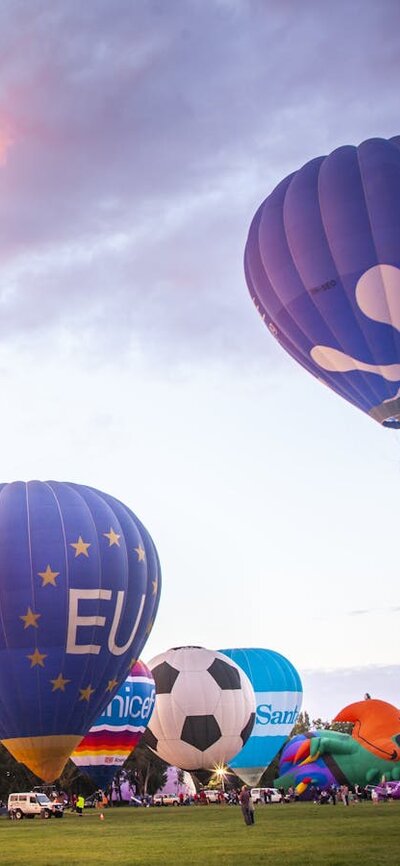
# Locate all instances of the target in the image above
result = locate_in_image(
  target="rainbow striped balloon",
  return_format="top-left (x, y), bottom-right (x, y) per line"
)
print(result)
top-left (71, 660), bottom-right (155, 789)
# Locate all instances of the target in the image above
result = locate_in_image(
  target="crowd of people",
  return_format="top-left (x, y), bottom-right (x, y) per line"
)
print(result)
top-left (31, 780), bottom-right (393, 819)
top-left (309, 784), bottom-right (377, 805)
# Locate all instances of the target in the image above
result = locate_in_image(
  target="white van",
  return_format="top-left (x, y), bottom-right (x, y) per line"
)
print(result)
top-left (8, 792), bottom-right (64, 819)
top-left (250, 787), bottom-right (282, 804)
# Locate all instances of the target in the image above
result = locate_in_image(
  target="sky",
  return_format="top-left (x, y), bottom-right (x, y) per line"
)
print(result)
top-left (0, 0), bottom-right (399, 722)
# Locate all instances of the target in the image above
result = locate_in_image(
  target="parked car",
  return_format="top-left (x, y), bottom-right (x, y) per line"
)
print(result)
top-left (250, 787), bottom-right (282, 804)
top-left (385, 782), bottom-right (400, 800)
top-left (373, 784), bottom-right (390, 800)
top-left (153, 794), bottom-right (180, 806)
top-left (370, 782), bottom-right (400, 801)
top-left (84, 794), bottom-right (100, 808)
top-left (8, 792), bottom-right (64, 820)
top-left (202, 789), bottom-right (227, 803)
top-left (364, 784), bottom-right (389, 801)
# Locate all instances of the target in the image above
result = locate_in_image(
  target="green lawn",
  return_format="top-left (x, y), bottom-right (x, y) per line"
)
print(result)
top-left (1, 801), bottom-right (399, 866)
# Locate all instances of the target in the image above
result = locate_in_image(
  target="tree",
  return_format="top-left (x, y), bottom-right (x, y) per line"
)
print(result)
top-left (328, 721), bottom-right (354, 735)
top-left (57, 759), bottom-right (95, 797)
top-left (311, 717), bottom-right (328, 730)
top-left (123, 742), bottom-right (168, 796)
top-left (291, 710), bottom-right (311, 735)
top-left (0, 744), bottom-right (39, 801)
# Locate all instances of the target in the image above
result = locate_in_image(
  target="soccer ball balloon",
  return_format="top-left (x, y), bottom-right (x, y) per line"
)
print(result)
top-left (143, 646), bottom-right (256, 771)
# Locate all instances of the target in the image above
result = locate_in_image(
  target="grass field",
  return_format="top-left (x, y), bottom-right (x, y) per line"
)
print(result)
top-left (1, 801), bottom-right (400, 866)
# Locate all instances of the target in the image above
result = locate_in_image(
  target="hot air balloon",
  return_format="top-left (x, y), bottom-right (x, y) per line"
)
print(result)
top-left (333, 698), bottom-right (400, 763)
top-left (0, 480), bottom-right (161, 782)
top-left (219, 647), bottom-right (302, 786)
top-left (245, 135), bottom-right (400, 427)
top-left (143, 646), bottom-right (255, 776)
top-left (71, 660), bottom-right (155, 789)
top-left (276, 699), bottom-right (400, 795)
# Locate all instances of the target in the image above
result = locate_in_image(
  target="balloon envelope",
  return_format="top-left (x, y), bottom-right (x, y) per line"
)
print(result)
top-left (245, 135), bottom-right (400, 427)
top-left (71, 660), bottom-right (155, 790)
top-left (219, 647), bottom-right (302, 786)
top-left (276, 726), bottom-right (400, 794)
top-left (0, 480), bottom-right (161, 781)
top-left (277, 732), bottom-right (339, 796)
top-left (144, 646), bottom-right (256, 773)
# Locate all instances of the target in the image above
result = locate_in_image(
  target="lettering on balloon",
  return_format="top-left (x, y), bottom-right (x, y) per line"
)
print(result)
top-left (101, 687), bottom-right (156, 722)
top-left (66, 588), bottom-right (146, 656)
top-left (310, 279), bottom-right (337, 295)
top-left (257, 703), bottom-right (299, 726)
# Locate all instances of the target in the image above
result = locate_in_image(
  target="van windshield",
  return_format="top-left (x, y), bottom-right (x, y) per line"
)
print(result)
top-left (36, 794), bottom-right (51, 805)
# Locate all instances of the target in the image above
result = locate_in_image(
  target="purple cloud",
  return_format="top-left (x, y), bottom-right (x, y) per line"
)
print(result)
top-left (0, 1), bottom-right (398, 361)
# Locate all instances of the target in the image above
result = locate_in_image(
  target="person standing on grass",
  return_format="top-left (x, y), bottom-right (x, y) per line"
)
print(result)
top-left (239, 786), bottom-right (253, 826)
top-left (248, 794), bottom-right (255, 825)
top-left (76, 794), bottom-right (85, 816)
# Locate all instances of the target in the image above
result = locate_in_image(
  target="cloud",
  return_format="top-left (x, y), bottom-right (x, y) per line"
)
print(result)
top-left (347, 606), bottom-right (400, 617)
top-left (0, 1), bottom-right (398, 363)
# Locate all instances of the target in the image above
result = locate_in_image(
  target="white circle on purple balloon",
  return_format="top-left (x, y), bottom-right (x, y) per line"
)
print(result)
top-left (356, 264), bottom-right (400, 331)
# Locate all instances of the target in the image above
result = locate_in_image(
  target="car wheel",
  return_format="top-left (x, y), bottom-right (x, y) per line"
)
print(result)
top-left (43, 809), bottom-right (52, 819)
top-left (14, 809), bottom-right (24, 820)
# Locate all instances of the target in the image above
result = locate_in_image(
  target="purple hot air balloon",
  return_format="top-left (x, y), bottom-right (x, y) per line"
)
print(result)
top-left (245, 135), bottom-right (400, 428)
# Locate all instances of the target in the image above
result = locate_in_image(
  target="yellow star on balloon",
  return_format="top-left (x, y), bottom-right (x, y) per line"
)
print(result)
top-left (70, 536), bottom-right (91, 557)
top-left (20, 607), bottom-right (41, 629)
top-left (106, 678), bottom-right (119, 693)
top-left (103, 528), bottom-right (121, 547)
top-left (79, 684), bottom-right (95, 702)
top-left (134, 545), bottom-right (145, 562)
top-left (27, 648), bottom-right (47, 668)
top-left (38, 565), bottom-right (60, 587)
top-left (51, 673), bottom-right (71, 692)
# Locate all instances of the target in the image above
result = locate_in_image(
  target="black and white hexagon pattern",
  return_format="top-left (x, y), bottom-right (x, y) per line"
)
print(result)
top-left (143, 646), bottom-right (256, 771)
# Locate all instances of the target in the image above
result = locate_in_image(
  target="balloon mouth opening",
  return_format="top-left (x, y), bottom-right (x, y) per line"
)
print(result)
top-left (382, 417), bottom-right (400, 429)
top-left (369, 397), bottom-right (400, 427)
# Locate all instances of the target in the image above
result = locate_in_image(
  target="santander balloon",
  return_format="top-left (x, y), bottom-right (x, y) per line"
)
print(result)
top-left (219, 647), bottom-right (302, 786)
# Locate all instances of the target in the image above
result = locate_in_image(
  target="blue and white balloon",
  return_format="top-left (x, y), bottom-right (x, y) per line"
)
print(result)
top-left (219, 647), bottom-right (302, 786)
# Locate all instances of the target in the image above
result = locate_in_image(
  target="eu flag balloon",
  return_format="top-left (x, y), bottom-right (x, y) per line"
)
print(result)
top-left (219, 648), bottom-right (302, 786)
top-left (71, 660), bottom-right (155, 790)
top-left (0, 480), bottom-right (161, 782)
top-left (245, 135), bottom-right (400, 428)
